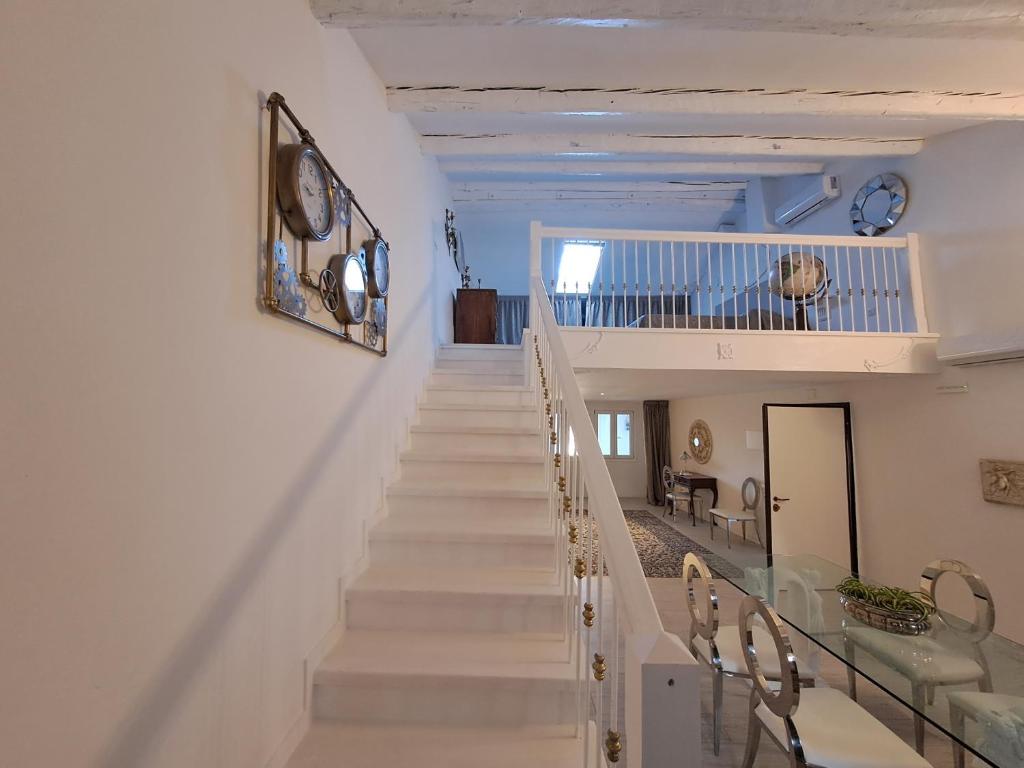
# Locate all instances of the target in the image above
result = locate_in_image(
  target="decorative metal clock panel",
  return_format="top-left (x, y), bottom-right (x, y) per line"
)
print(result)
top-left (262, 92), bottom-right (390, 356)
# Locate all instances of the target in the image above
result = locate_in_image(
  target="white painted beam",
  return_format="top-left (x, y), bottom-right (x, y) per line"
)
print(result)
top-left (311, 0), bottom-right (1024, 39)
top-left (421, 133), bottom-right (923, 157)
top-left (389, 85), bottom-right (1024, 120)
top-left (451, 180), bottom-right (747, 193)
top-left (438, 159), bottom-right (824, 178)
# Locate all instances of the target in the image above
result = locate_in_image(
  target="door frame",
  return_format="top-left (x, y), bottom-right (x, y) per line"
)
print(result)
top-left (761, 402), bottom-right (859, 574)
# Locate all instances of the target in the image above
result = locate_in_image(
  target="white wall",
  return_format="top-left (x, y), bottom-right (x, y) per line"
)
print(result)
top-left (0, 2), bottom-right (456, 767)
top-left (768, 122), bottom-right (1024, 337)
top-left (586, 401), bottom-right (648, 500)
top-left (670, 122), bottom-right (1024, 641)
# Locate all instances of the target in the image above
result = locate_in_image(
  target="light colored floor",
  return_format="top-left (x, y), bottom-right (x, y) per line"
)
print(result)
top-left (647, 575), bottom-right (960, 767)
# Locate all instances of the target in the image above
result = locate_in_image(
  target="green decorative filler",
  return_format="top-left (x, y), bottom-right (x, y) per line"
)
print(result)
top-left (836, 576), bottom-right (936, 636)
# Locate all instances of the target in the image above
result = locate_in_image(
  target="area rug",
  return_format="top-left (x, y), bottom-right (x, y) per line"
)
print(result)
top-left (622, 509), bottom-right (743, 579)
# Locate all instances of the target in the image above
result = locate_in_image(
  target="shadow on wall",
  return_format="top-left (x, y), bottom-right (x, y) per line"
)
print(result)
top-left (93, 281), bottom-right (435, 768)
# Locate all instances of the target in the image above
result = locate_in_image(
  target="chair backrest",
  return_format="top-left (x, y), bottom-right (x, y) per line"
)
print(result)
top-left (662, 465), bottom-right (675, 492)
top-left (741, 477), bottom-right (760, 512)
top-left (920, 559), bottom-right (995, 643)
top-left (739, 595), bottom-right (803, 718)
top-left (739, 595), bottom-right (807, 764)
top-left (682, 552), bottom-right (719, 642)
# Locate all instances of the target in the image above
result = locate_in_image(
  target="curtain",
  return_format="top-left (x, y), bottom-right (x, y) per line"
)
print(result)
top-left (496, 295), bottom-right (529, 345)
top-left (643, 400), bottom-right (671, 506)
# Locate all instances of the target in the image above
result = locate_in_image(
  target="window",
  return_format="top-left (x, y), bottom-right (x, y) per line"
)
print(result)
top-left (556, 241), bottom-right (602, 293)
top-left (595, 410), bottom-right (633, 458)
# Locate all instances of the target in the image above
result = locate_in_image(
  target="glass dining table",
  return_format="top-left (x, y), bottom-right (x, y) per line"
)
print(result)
top-left (721, 554), bottom-right (1024, 768)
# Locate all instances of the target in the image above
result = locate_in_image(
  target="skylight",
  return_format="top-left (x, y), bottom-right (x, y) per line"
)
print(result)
top-left (555, 241), bottom-right (603, 293)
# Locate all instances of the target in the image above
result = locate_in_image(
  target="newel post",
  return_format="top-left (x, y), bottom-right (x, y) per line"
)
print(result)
top-left (905, 233), bottom-right (930, 334)
top-left (626, 631), bottom-right (702, 767)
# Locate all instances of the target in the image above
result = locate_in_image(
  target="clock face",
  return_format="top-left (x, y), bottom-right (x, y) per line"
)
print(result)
top-left (363, 238), bottom-right (390, 298)
top-left (298, 151), bottom-right (331, 236)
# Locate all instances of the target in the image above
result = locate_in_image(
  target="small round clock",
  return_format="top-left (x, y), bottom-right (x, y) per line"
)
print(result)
top-left (362, 237), bottom-right (390, 298)
top-left (327, 253), bottom-right (367, 325)
top-left (276, 143), bottom-right (335, 242)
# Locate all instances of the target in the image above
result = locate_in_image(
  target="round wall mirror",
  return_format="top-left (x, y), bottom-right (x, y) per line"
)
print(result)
top-left (850, 173), bottom-right (908, 236)
top-left (688, 420), bottom-right (713, 464)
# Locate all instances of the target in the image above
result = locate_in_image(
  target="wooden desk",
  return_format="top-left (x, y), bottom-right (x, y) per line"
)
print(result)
top-left (673, 471), bottom-right (719, 525)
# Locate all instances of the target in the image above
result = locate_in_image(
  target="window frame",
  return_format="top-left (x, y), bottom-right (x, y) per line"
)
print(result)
top-left (594, 409), bottom-right (635, 460)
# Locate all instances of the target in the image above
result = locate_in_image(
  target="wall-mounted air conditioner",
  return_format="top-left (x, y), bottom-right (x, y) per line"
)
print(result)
top-left (774, 175), bottom-right (841, 228)
top-left (936, 329), bottom-right (1024, 366)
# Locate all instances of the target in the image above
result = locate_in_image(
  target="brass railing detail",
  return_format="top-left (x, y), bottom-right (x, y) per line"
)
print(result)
top-left (574, 558), bottom-right (586, 580)
top-left (593, 653), bottom-right (607, 681)
top-left (568, 523), bottom-right (578, 544)
top-left (606, 730), bottom-right (622, 763)
top-left (583, 602), bottom-right (595, 627)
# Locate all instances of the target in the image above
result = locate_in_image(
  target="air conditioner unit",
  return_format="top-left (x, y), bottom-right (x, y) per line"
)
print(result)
top-left (774, 175), bottom-right (841, 227)
top-left (936, 328), bottom-right (1024, 366)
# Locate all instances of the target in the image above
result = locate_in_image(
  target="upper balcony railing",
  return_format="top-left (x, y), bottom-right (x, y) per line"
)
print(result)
top-left (530, 223), bottom-right (929, 336)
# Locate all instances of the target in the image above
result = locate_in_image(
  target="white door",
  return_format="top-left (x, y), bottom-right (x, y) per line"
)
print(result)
top-left (764, 404), bottom-right (856, 571)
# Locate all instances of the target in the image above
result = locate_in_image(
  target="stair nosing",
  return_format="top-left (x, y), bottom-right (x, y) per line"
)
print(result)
top-left (409, 424), bottom-right (542, 436)
top-left (417, 402), bottom-right (537, 412)
top-left (388, 484), bottom-right (548, 499)
top-left (400, 451), bottom-right (544, 464)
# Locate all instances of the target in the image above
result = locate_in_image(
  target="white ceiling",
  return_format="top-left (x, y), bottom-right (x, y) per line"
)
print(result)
top-left (340, 17), bottom-right (1024, 226)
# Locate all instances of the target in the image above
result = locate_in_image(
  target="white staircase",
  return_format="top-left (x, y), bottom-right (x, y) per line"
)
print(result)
top-left (286, 344), bottom-right (594, 767)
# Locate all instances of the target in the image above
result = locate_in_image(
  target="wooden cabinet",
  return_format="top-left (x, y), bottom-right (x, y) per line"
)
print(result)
top-left (454, 288), bottom-right (497, 344)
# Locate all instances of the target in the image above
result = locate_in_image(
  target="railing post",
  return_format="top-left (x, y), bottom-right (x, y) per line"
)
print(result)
top-left (905, 233), bottom-right (929, 334)
top-left (530, 220), bottom-right (543, 278)
top-left (626, 632), bottom-right (702, 768)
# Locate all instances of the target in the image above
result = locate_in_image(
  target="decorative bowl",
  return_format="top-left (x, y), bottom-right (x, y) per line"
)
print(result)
top-left (839, 595), bottom-right (931, 636)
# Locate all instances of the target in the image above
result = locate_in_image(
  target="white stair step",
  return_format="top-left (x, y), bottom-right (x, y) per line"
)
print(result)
top-left (431, 369), bottom-right (525, 387)
top-left (369, 517), bottom-right (556, 568)
top-left (387, 483), bottom-right (549, 525)
top-left (312, 630), bottom-right (576, 727)
top-left (422, 384), bottom-right (536, 407)
top-left (398, 451), bottom-right (546, 489)
top-left (409, 423), bottom-right (544, 457)
top-left (347, 566), bottom-right (564, 633)
top-left (435, 357), bottom-right (525, 373)
top-left (286, 723), bottom-right (593, 768)
top-left (438, 344), bottom-right (523, 362)
top-left (418, 402), bottom-right (539, 429)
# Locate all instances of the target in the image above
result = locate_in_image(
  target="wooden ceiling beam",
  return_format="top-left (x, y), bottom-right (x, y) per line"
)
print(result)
top-left (389, 85), bottom-right (1024, 120)
top-left (422, 132), bottom-right (923, 157)
top-left (311, 0), bottom-right (1024, 39)
top-left (437, 159), bottom-right (824, 177)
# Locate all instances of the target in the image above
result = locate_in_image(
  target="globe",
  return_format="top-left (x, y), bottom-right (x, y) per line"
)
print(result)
top-left (767, 252), bottom-right (828, 305)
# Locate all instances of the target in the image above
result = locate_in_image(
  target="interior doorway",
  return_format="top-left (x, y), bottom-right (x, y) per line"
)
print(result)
top-left (762, 403), bottom-right (858, 572)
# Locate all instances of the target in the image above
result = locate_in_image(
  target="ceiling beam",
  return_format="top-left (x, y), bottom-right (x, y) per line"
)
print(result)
top-left (421, 133), bottom-right (923, 157)
top-left (438, 159), bottom-right (823, 178)
top-left (389, 85), bottom-right (1024, 120)
top-left (452, 180), bottom-right (746, 193)
top-left (311, 0), bottom-right (1024, 39)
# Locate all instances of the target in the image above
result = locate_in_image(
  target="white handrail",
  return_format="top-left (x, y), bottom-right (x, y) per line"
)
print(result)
top-left (530, 274), bottom-right (662, 637)
top-left (538, 224), bottom-right (908, 249)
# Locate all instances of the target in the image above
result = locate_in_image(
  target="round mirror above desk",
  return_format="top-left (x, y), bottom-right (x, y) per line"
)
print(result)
top-left (688, 419), bottom-right (713, 464)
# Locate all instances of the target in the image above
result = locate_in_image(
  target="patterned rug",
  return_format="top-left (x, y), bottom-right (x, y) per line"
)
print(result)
top-left (623, 509), bottom-right (743, 579)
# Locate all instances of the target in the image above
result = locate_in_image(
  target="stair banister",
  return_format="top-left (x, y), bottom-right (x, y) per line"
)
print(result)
top-left (528, 221), bottom-right (701, 768)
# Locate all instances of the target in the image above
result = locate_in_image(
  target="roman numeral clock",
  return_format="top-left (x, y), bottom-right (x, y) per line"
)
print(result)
top-left (262, 92), bottom-right (390, 355)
